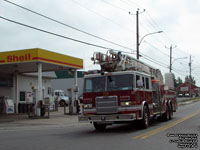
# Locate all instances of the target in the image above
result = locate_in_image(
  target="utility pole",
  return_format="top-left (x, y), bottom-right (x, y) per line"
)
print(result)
top-left (129, 9), bottom-right (145, 60)
top-left (189, 55), bottom-right (192, 80)
top-left (189, 55), bottom-right (192, 97)
top-left (136, 9), bottom-right (139, 60)
top-left (169, 45), bottom-right (172, 72)
top-left (165, 45), bottom-right (176, 72)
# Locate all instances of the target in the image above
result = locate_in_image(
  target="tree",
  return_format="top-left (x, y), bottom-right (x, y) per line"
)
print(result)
top-left (185, 75), bottom-right (196, 85)
top-left (175, 77), bottom-right (183, 88)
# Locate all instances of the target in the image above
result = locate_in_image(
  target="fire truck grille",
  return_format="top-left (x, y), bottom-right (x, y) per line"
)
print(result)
top-left (96, 96), bottom-right (118, 114)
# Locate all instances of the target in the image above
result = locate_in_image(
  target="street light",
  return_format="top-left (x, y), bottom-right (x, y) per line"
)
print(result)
top-left (137, 31), bottom-right (163, 59)
top-left (172, 57), bottom-right (188, 65)
top-left (139, 31), bottom-right (163, 46)
top-left (170, 56), bottom-right (188, 72)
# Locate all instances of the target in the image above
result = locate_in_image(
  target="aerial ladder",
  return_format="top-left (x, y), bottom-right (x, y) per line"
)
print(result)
top-left (91, 50), bottom-right (163, 82)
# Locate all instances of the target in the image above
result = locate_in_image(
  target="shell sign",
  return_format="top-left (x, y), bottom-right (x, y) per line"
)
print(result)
top-left (0, 48), bottom-right (83, 69)
top-left (6, 54), bottom-right (31, 63)
top-left (0, 50), bottom-right (35, 64)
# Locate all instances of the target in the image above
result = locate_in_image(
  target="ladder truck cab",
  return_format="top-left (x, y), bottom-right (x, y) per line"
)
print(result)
top-left (79, 50), bottom-right (177, 130)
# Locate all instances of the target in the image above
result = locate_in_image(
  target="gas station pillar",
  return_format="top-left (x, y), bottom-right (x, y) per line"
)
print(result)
top-left (36, 63), bottom-right (43, 116)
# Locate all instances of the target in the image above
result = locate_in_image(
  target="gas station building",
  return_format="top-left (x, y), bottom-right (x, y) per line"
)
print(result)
top-left (0, 48), bottom-right (83, 116)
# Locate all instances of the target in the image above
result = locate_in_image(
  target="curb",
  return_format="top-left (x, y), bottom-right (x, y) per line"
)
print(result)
top-left (178, 99), bottom-right (200, 106)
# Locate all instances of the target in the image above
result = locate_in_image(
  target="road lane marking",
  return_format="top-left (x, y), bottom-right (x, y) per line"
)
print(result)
top-left (133, 110), bottom-right (200, 140)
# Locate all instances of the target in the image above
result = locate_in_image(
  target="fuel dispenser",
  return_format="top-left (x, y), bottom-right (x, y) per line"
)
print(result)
top-left (67, 88), bottom-right (73, 114)
top-left (0, 96), bottom-right (14, 114)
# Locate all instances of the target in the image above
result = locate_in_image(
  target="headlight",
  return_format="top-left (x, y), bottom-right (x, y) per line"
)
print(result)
top-left (121, 101), bottom-right (132, 107)
top-left (83, 104), bottom-right (92, 108)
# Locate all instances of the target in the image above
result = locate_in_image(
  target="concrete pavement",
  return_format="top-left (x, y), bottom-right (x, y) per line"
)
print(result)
top-left (0, 107), bottom-right (80, 128)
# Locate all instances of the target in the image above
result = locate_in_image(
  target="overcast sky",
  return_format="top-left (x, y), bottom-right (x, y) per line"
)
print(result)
top-left (1, 0), bottom-right (200, 85)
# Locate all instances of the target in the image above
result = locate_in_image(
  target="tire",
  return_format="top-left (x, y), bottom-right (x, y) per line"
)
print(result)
top-left (59, 100), bottom-right (66, 107)
top-left (169, 104), bottom-right (173, 120)
top-left (163, 105), bottom-right (170, 121)
top-left (93, 122), bottom-right (107, 131)
top-left (140, 105), bottom-right (149, 129)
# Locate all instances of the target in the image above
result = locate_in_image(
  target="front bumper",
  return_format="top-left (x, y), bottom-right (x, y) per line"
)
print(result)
top-left (78, 113), bottom-right (136, 123)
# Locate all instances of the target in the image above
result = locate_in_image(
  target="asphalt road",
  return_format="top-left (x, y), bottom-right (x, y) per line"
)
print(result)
top-left (0, 101), bottom-right (200, 150)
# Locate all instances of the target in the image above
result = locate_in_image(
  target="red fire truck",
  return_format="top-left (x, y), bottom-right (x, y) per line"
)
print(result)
top-left (79, 50), bottom-right (177, 130)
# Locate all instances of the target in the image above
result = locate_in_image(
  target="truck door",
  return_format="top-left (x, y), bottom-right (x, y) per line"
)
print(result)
top-left (144, 77), bottom-right (151, 103)
top-left (136, 75), bottom-right (145, 102)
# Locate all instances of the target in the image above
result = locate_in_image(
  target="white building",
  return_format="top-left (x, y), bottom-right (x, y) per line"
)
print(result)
top-left (0, 73), bottom-right (55, 113)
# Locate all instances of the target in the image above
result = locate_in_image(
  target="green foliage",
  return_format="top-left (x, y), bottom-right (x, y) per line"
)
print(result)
top-left (175, 77), bottom-right (183, 88)
top-left (185, 75), bottom-right (196, 85)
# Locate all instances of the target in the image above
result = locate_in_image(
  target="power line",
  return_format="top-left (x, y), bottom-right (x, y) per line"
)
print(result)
top-left (2, 0), bottom-right (190, 75)
top-left (140, 52), bottom-right (169, 68)
top-left (141, 56), bottom-right (168, 69)
top-left (127, 0), bottom-right (175, 46)
top-left (0, 16), bottom-right (187, 79)
top-left (69, 0), bottom-right (180, 61)
top-left (143, 40), bottom-right (170, 57)
top-left (172, 67), bottom-right (188, 73)
top-left (0, 16), bottom-right (127, 51)
top-left (140, 51), bottom-right (187, 76)
top-left (120, 0), bottom-right (192, 61)
top-left (118, 0), bottom-right (173, 55)
top-left (70, 0), bottom-right (134, 32)
top-left (120, 0), bottom-right (141, 9)
top-left (140, 19), bottom-right (169, 48)
top-left (3, 0), bottom-right (135, 52)
top-left (120, 0), bottom-right (178, 51)
top-left (172, 69), bottom-right (187, 77)
top-left (0, 13), bottom-right (170, 70)
top-left (100, 0), bottom-right (129, 13)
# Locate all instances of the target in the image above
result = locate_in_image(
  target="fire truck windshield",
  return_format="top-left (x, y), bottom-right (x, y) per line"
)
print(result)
top-left (84, 74), bottom-right (133, 93)
top-left (84, 76), bottom-right (106, 92)
top-left (107, 74), bottom-right (133, 91)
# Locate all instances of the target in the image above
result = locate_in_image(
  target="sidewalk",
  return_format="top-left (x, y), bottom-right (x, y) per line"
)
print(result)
top-left (0, 107), bottom-right (81, 127)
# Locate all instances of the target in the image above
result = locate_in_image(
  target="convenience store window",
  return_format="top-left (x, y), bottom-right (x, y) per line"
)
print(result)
top-left (20, 91), bottom-right (26, 101)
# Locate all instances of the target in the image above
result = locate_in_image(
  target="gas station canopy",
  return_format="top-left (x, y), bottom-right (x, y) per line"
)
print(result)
top-left (0, 48), bottom-right (83, 73)
top-left (0, 48), bottom-right (83, 115)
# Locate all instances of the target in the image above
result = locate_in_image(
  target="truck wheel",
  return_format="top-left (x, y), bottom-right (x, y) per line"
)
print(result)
top-left (140, 105), bottom-right (149, 129)
top-left (163, 105), bottom-right (170, 121)
top-left (169, 104), bottom-right (173, 120)
top-left (59, 100), bottom-right (66, 107)
top-left (93, 123), bottom-right (107, 131)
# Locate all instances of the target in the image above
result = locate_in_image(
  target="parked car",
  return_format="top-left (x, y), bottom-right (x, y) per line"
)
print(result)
top-left (178, 93), bottom-right (183, 97)
top-left (54, 90), bottom-right (69, 106)
top-left (184, 93), bottom-right (190, 97)
top-left (192, 93), bottom-right (197, 97)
